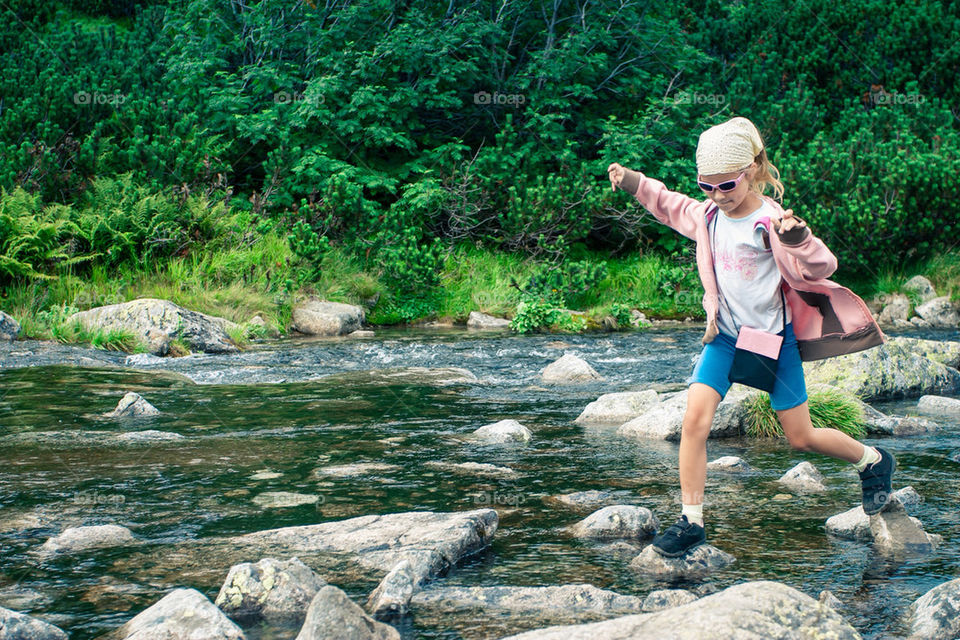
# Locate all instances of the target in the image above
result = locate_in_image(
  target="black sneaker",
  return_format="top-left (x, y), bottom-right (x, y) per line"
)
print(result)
top-left (651, 515), bottom-right (706, 557)
top-left (859, 446), bottom-right (896, 516)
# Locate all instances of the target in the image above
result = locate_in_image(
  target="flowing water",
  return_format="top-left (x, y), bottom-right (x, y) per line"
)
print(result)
top-left (1, 326), bottom-right (959, 639)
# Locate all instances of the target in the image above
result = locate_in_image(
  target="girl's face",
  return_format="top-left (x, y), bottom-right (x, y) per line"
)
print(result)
top-left (698, 163), bottom-right (757, 214)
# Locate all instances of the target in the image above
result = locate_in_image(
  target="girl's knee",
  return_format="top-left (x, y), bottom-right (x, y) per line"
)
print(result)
top-left (786, 430), bottom-right (813, 451)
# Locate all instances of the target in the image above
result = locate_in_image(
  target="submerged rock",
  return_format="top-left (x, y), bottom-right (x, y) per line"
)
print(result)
top-left (496, 581), bottom-right (855, 640)
top-left (104, 392), bottom-right (160, 418)
top-left (908, 577), bottom-right (960, 640)
top-left (409, 583), bottom-right (644, 617)
top-left (628, 544), bottom-right (735, 579)
top-left (296, 585), bottom-right (399, 640)
top-left (472, 419), bottom-right (532, 443)
top-left (803, 337), bottom-right (960, 400)
top-left (540, 354), bottom-right (602, 384)
top-left (38, 524), bottom-right (138, 556)
top-left (568, 505), bottom-right (659, 541)
top-left (0, 606), bottom-right (68, 640)
top-left (777, 461), bottom-right (826, 493)
top-left (215, 557), bottom-right (326, 625)
top-left (545, 490), bottom-right (615, 510)
top-left (575, 390), bottom-right (659, 426)
top-left (291, 299), bottom-right (365, 336)
top-left (111, 588), bottom-right (245, 640)
top-left (68, 298), bottom-right (239, 355)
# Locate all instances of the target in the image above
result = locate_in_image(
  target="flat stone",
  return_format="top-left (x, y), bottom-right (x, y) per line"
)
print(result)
top-left (641, 589), bottom-right (698, 612)
top-left (472, 419), bottom-right (532, 443)
top-left (409, 583), bottom-right (644, 617)
top-left (114, 430), bottom-right (184, 443)
top-left (313, 463), bottom-right (401, 477)
top-left (104, 392), bottom-right (160, 418)
top-left (112, 588), bottom-right (245, 640)
top-left (423, 461), bottom-right (518, 478)
top-left (706, 456), bottom-right (751, 472)
top-left (777, 461), bottom-right (826, 493)
top-left (496, 581), bottom-right (856, 640)
top-left (546, 490), bottom-right (615, 509)
top-left (568, 506), bottom-right (659, 541)
top-left (917, 395), bottom-right (960, 418)
top-left (0, 606), bottom-right (68, 640)
top-left (575, 390), bottom-right (660, 426)
top-left (251, 492), bottom-right (320, 508)
top-left (540, 354), bottom-right (603, 384)
top-left (347, 330), bottom-right (376, 338)
top-left (467, 311), bottom-right (511, 329)
top-left (629, 544), bottom-right (735, 579)
top-left (38, 524), bottom-right (138, 556)
top-left (296, 585), bottom-right (399, 640)
top-left (909, 577), bottom-right (960, 640)
top-left (215, 557), bottom-right (326, 625)
top-left (249, 470), bottom-right (284, 480)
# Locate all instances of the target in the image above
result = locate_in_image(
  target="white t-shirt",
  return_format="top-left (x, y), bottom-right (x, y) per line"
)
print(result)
top-left (711, 200), bottom-right (791, 337)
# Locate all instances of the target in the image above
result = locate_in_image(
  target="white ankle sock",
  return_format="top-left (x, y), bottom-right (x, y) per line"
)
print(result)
top-left (853, 445), bottom-right (881, 472)
top-left (681, 503), bottom-right (703, 527)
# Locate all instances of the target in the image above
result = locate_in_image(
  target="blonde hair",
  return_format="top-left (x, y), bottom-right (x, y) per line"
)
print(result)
top-left (749, 147), bottom-right (784, 202)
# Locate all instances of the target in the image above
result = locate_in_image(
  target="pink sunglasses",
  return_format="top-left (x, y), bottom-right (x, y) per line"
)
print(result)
top-left (697, 171), bottom-right (747, 193)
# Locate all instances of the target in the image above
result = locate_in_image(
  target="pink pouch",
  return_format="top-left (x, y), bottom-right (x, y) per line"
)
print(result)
top-left (735, 326), bottom-right (783, 359)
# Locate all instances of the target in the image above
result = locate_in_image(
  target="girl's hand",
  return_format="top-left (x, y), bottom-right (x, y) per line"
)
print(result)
top-left (607, 163), bottom-right (625, 192)
top-left (774, 208), bottom-right (806, 234)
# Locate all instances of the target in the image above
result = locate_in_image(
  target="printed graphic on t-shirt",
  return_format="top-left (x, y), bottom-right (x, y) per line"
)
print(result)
top-left (715, 245), bottom-right (760, 281)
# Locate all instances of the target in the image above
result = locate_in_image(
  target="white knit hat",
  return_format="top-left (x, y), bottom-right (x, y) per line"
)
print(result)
top-left (695, 116), bottom-right (764, 176)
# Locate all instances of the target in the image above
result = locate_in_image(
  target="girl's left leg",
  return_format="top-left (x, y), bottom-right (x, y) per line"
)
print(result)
top-left (776, 401), bottom-right (863, 462)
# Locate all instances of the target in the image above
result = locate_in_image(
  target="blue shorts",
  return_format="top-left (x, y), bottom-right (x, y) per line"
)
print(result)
top-left (686, 322), bottom-right (808, 411)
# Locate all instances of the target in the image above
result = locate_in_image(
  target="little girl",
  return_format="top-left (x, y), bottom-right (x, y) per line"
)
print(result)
top-left (607, 116), bottom-right (896, 557)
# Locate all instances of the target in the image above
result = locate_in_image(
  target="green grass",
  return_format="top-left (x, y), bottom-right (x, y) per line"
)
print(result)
top-left (745, 388), bottom-right (867, 439)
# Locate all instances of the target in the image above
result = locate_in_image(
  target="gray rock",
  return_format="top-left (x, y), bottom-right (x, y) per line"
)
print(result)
top-left (628, 544), bottom-right (735, 579)
top-left (215, 557), bottom-right (326, 625)
top-left (68, 298), bottom-right (238, 355)
top-left (893, 338), bottom-right (960, 369)
top-left (546, 490), bottom-right (615, 509)
top-left (0, 585), bottom-right (52, 611)
top-left (313, 463), bottom-right (402, 477)
top-left (575, 390), bottom-right (660, 425)
top-left (467, 311), bottom-right (510, 329)
top-left (818, 589), bottom-right (844, 611)
top-left (251, 492), bottom-right (320, 509)
top-left (826, 487), bottom-right (923, 542)
top-left (641, 589), bottom-right (698, 612)
top-left (104, 392), bottom-right (160, 418)
top-left (877, 293), bottom-right (911, 326)
top-left (347, 329), bottom-right (376, 338)
top-left (915, 296), bottom-right (960, 328)
top-left (409, 583), bottom-right (644, 617)
top-left (541, 354), bottom-right (603, 384)
top-left (0, 311), bottom-right (21, 341)
top-left (114, 430), bottom-right (184, 443)
top-left (616, 403), bottom-right (684, 440)
top-left (568, 506), bottom-right (659, 541)
top-left (297, 585), bottom-right (399, 639)
top-left (893, 416), bottom-right (939, 436)
top-left (908, 577), bottom-right (960, 640)
top-left (291, 299), bottom-right (365, 336)
top-left (112, 588), bottom-right (245, 640)
top-left (366, 555), bottom-right (431, 617)
top-left (38, 524), bottom-right (138, 556)
top-left (777, 461), bottom-right (826, 493)
top-left (804, 337), bottom-right (960, 400)
top-left (903, 275), bottom-right (938, 303)
top-left (123, 353), bottom-right (165, 366)
top-left (911, 316), bottom-right (931, 328)
top-left (423, 461), bottom-right (518, 478)
top-left (870, 496), bottom-right (941, 556)
top-left (497, 582), bottom-right (854, 640)
top-left (617, 386), bottom-right (757, 441)
top-left (472, 419), bottom-right (532, 443)
top-left (917, 395), bottom-right (960, 418)
top-left (706, 456), bottom-right (751, 472)
top-left (630, 309), bottom-right (648, 328)
top-left (0, 606), bottom-right (68, 640)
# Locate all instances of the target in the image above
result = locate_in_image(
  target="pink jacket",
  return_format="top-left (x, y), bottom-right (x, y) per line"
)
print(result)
top-left (618, 169), bottom-right (885, 361)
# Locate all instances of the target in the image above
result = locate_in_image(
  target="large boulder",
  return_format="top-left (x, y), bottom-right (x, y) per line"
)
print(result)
top-left (893, 338), bottom-right (960, 369)
top-left (291, 299), bottom-right (365, 336)
top-left (67, 298), bottom-right (238, 355)
top-left (908, 577), bottom-right (960, 640)
top-left (540, 354), bottom-right (603, 384)
top-left (804, 337), bottom-right (960, 400)
top-left (0, 311), bottom-right (20, 341)
top-left (215, 557), bottom-right (327, 625)
top-left (567, 506), bottom-right (659, 541)
top-left (914, 296), bottom-right (960, 328)
top-left (0, 606), bottom-right (68, 640)
top-left (296, 585), bottom-right (399, 640)
top-left (618, 386), bottom-right (757, 441)
top-left (826, 486), bottom-right (922, 542)
top-left (496, 581), bottom-right (857, 640)
top-left (903, 275), bottom-right (938, 303)
top-left (111, 588), bottom-right (245, 640)
top-left (575, 390), bottom-right (659, 426)
top-left (38, 524), bottom-right (138, 556)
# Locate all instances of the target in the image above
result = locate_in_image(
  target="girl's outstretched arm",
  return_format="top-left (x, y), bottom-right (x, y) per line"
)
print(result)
top-left (608, 163), bottom-right (702, 241)
top-left (773, 209), bottom-right (838, 280)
